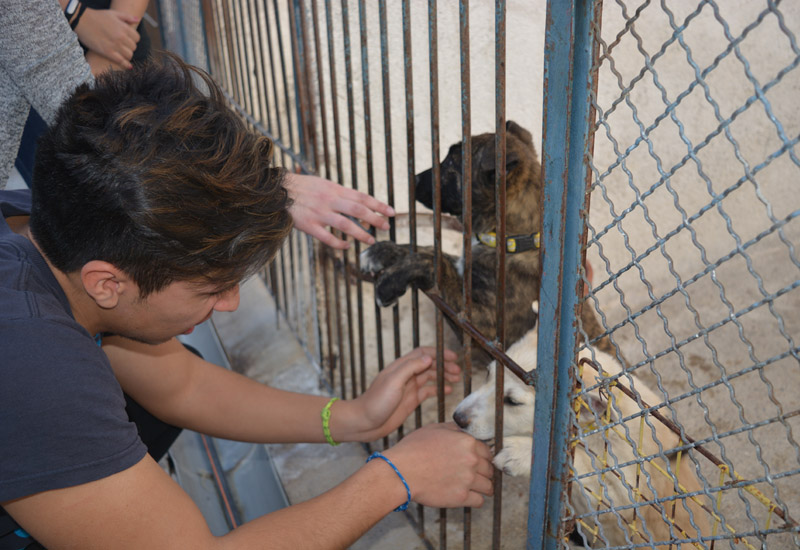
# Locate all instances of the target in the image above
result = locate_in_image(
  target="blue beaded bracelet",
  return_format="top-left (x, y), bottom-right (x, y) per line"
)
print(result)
top-left (366, 452), bottom-right (411, 512)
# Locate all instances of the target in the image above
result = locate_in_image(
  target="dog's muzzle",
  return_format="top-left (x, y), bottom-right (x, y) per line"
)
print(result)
top-left (414, 167), bottom-right (463, 216)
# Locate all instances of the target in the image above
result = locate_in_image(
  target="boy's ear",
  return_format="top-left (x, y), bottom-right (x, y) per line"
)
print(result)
top-left (80, 261), bottom-right (131, 309)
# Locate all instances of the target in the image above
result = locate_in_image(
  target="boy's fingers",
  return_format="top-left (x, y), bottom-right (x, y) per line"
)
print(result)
top-left (464, 492), bottom-right (487, 508)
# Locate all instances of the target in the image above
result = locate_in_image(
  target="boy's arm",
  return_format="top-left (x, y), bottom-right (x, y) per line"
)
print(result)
top-left (102, 335), bottom-right (461, 444)
top-left (3, 423), bottom-right (491, 549)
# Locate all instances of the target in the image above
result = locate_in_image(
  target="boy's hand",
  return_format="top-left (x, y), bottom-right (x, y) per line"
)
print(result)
top-left (339, 347), bottom-right (461, 442)
top-left (383, 423), bottom-right (494, 508)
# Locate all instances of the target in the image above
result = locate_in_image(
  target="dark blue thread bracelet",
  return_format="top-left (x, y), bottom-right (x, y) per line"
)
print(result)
top-left (366, 452), bottom-right (410, 512)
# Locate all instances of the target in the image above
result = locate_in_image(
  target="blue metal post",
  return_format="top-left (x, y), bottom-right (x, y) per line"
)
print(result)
top-left (528, 1), bottom-right (598, 548)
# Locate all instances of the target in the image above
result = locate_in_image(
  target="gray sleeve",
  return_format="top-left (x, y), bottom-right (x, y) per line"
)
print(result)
top-left (0, 0), bottom-right (94, 188)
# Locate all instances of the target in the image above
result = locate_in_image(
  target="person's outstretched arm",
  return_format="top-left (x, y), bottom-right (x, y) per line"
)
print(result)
top-left (3, 422), bottom-right (492, 549)
top-left (103, 335), bottom-right (461, 444)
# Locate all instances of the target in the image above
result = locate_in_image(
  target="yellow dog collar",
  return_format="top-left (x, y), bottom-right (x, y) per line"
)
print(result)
top-left (477, 231), bottom-right (541, 253)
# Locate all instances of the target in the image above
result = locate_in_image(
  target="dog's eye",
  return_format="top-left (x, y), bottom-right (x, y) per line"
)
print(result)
top-left (504, 395), bottom-right (523, 406)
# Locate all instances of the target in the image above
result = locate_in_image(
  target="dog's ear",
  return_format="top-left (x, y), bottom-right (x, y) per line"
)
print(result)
top-left (506, 120), bottom-right (534, 146)
top-left (478, 138), bottom-right (522, 174)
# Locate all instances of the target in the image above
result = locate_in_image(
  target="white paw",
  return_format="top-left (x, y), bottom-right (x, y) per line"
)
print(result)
top-left (359, 247), bottom-right (382, 274)
top-left (494, 436), bottom-right (533, 476)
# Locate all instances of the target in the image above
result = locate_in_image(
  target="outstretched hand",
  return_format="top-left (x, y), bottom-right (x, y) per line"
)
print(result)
top-left (383, 423), bottom-right (494, 508)
top-left (284, 173), bottom-right (395, 249)
top-left (75, 8), bottom-right (141, 69)
top-left (343, 347), bottom-right (461, 442)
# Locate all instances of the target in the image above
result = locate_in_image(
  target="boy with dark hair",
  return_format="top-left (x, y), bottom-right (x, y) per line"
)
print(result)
top-left (0, 54), bottom-right (492, 549)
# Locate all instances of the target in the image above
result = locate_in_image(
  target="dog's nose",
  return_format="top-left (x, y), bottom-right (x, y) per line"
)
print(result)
top-left (452, 409), bottom-right (470, 430)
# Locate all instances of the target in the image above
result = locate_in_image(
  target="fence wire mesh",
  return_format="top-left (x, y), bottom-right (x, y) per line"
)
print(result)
top-left (566, 1), bottom-right (800, 548)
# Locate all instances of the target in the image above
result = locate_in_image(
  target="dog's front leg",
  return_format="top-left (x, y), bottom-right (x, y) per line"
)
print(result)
top-left (363, 244), bottom-right (462, 309)
top-left (493, 435), bottom-right (534, 476)
top-left (371, 251), bottom-right (435, 307)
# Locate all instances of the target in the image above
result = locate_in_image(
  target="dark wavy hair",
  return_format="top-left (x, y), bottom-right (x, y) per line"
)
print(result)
top-left (30, 52), bottom-right (292, 297)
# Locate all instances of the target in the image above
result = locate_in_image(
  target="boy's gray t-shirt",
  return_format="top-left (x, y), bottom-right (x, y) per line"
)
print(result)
top-left (0, 190), bottom-right (146, 506)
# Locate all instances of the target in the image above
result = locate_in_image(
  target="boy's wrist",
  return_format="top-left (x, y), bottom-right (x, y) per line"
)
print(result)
top-left (361, 453), bottom-right (412, 510)
top-left (326, 398), bottom-right (375, 443)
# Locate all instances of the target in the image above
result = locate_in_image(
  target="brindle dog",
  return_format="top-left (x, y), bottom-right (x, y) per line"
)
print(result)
top-left (361, 120), bottom-right (610, 359)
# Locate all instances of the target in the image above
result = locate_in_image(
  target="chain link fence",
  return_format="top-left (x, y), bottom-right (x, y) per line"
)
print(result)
top-left (537, 1), bottom-right (800, 548)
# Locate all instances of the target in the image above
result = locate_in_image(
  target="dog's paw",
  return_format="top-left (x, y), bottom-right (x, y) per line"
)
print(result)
top-left (360, 241), bottom-right (408, 275)
top-left (373, 265), bottom-right (416, 307)
top-left (494, 436), bottom-right (533, 477)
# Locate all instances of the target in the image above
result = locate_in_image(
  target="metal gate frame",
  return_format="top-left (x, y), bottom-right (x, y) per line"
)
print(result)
top-left (531, 1), bottom-right (600, 548)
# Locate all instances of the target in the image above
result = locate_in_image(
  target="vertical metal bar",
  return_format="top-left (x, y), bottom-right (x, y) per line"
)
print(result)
top-left (340, 0), bottom-right (363, 398)
top-left (200, 0), bottom-right (220, 77)
top-left (298, 0), bottom-right (320, 168)
top-left (311, 0), bottom-right (332, 178)
top-left (261, 0), bottom-right (290, 319)
top-left (250, 2), bottom-right (284, 324)
top-left (213, 0), bottom-right (229, 84)
top-left (262, 1), bottom-right (281, 141)
top-left (357, 0), bottom-right (386, 386)
top-left (274, 0), bottom-right (301, 331)
top-left (492, 2), bottom-right (507, 547)
top-left (401, 0), bottom-right (422, 531)
top-left (247, 0), bottom-right (267, 126)
top-left (377, 0), bottom-right (401, 362)
top-left (284, 3), bottom-right (302, 335)
top-left (377, 0), bottom-right (399, 451)
top-left (174, 0), bottom-right (189, 61)
top-left (427, 0), bottom-right (447, 547)
top-left (337, 0), bottom-right (358, 397)
top-left (309, 0), bottom-right (335, 385)
top-left (459, 0), bottom-right (473, 546)
top-left (288, 0), bottom-right (313, 163)
top-left (229, 0), bottom-right (248, 110)
top-left (232, 0), bottom-right (255, 117)
top-left (320, 255), bottom-right (335, 388)
top-left (196, 0), bottom-right (213, 72)
top-left (529, 1), bottom-right (597, 548)
top-left (323, 0), bottom-right (349, 400)
top-left (262, 1), bottom-right (284, 158)
top-left (220, 1), bottom-right (242, 106)
top-left (287, 1), bottom-right (319, 355)
top-left (273, 0), bottom-right (297, 152)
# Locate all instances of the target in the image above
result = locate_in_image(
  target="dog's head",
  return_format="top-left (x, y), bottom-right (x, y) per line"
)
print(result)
top-left (452, 302), bottom-right (615, 442)
top-left (452, 316), bottom-right (539, 440)
top-left (414, 120), bottom-right (542, 235)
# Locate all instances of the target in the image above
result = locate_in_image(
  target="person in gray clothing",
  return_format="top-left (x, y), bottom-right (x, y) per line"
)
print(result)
top-left (0, 0), bottom-right (94, 189)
